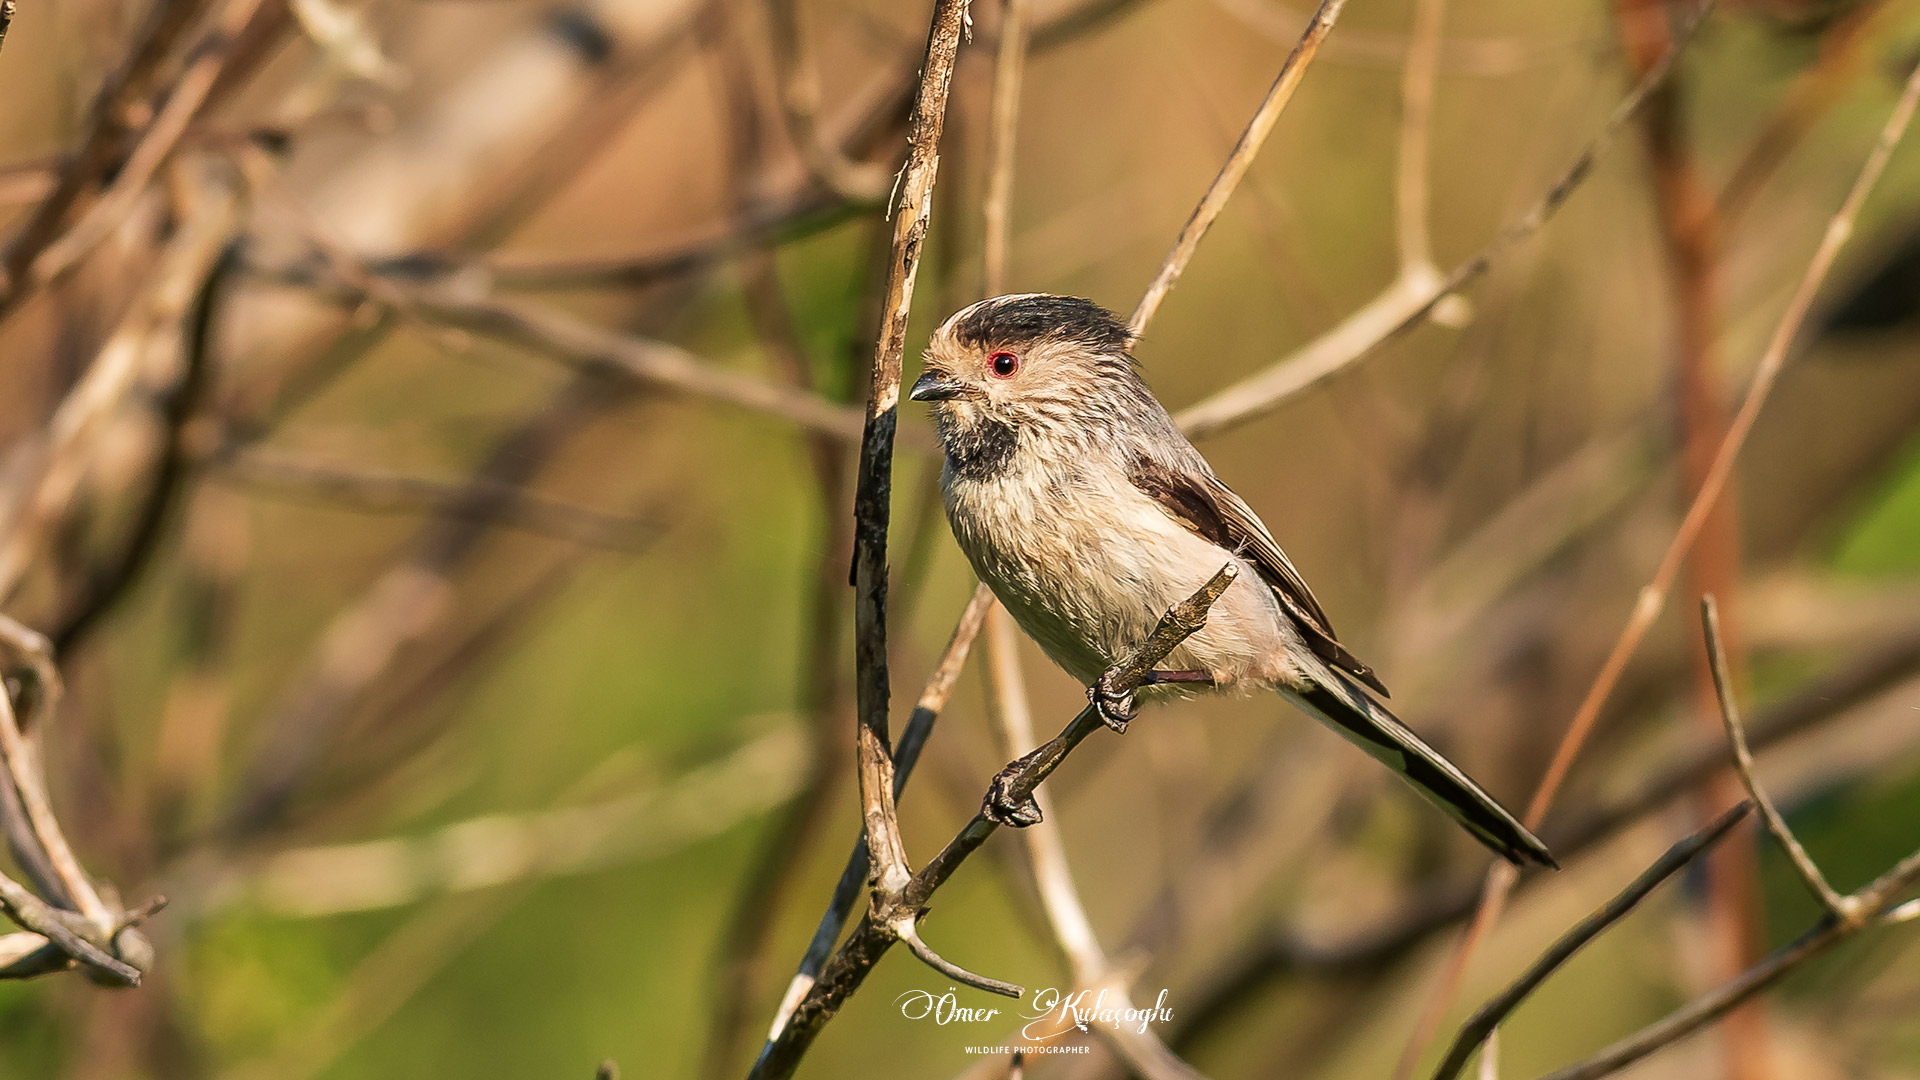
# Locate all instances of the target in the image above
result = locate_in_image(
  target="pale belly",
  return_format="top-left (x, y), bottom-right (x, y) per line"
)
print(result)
top-left (943, 461), bottom-right (1302, 690)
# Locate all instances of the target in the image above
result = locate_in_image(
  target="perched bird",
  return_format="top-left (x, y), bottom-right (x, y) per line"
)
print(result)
top-left (910, 293), bottom-right (1554, 868)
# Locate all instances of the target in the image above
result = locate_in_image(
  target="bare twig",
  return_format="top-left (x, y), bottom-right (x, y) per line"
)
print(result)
top-left (30, 0), bottom-right (271, 285)
top-left (0, 655), bottom-right (108, 931)
top-left (1127, 0), bottom-right (1348, 335)
top-left (763, 584), bottom-right (995, 1046)
top-left (751, 566), bottom-right (1237, 1080)
top-left (1174, 0), bottom-right (1715, 439)
top-left (0, 0), bottom-right (209, 318)
top-left (1167, 608), bottom-right (1920, 1048)
top-left (1701, 597), bottom-right (1856, 922)
top-left (766, 0), bottom-right (894, 202)
top-left (983, 606), bottom-right (1208, 1080)
top-left (379, 288), bottom-right (872, 443)
top-left (0, 626), bottom-right (148, 986)
top-left (0, 180), bottom-right (241, 605)
top-left (215, 447), bottom-right (666, 551)
top-left (209, 728), bottom-right (809, 918)
top-left (1398, 40), bottom-right (1920, 1074)
top-left (845, 0), bottom-right (969, 961)
top-left (1429, 803), bottom-right (1754, 1080)
top-left (1537, 845), bottom-right (1920, 1080)
top-left (0, 873), bottom-right (138, 985)
top-left (983, 0), bottom-right (1032, 297)
top-left (1394, 0), bottom-right (1446, 276)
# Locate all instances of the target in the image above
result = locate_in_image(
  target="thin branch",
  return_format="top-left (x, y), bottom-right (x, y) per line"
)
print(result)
top-left (214, 446), bottom-right (666, 551)
top-left (211, 728), bottom-right (809, 918)
top-left (1394, 0), bottom-right (1446, 275)
top-left (0, 626), bottom-right (151, 986)
top-left (389, 287), bottom-right (871, 442)
top-left (751, 565), bottom-right (1237, 1080)
top-left (766, 0), bottom-right (894, 202)
top-left (0, 873), bottom-right (138, 985)
top-left (763, 583), bottom-right (995, 1045)
top-left (0, 642), bottom-right (109, 931)
top-left (846, 0), bottom-right (970, 941)
top-left (1701, 596), bottom-right (1856, 922)
top-left (983, 605), bottom-right (1209, 1080)
top-left (1397, 39), bottom-right (1920, 1073)
top-left (52, 243), bottom-right (236, 654)
top-left (1174, 0), bottom-right (1715, 439)
top-left (983, 0), bottom-right (1032, 297)
top-left (0, 0), bottom-right (209, 320)
top-left (30, 0), bottom-right (271, 286)
top-left (1127, 0), bottom-right (1349, 335)
top-left (1430, 803), bottom-right (1753, 1080)
top-left (1538, 844), bottom-right (1920, 1080)
top-left (1168, 611), bottom-right (1920, 1044)
top-left (894, 919), bottom-right (1025, 996)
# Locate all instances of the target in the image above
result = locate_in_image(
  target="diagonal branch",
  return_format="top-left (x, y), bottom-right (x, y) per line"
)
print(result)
top-left (983, 604), bottom-right (1209, 1080)
top-left (1429, 802), bottom-right (1753, 1080)
top-left (761, 584), bottom-right (995, 1045)
top-left (1127, 0), bottom-right (1349, 334)
top-left (752, 566), bottom-right (1237, 1080)
top-left (1174, 0), bottom-right (1714, 439)
top-left (1396, 38), bottom-right (1920, 1072)
top-left (1701, 596), bottom-right (1858, 923)
top-left (214, 446), bottom-right (667, 552)
top-left (1536, 837), bottom-right (1920, 1080)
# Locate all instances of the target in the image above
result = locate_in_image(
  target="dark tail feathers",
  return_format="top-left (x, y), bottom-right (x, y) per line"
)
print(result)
top-left (1287, 677), bottom-right (1556, 869)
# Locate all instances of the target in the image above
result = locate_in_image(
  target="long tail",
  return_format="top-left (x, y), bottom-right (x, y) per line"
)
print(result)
top-left (1283, 674), bottom-right (1556, 868)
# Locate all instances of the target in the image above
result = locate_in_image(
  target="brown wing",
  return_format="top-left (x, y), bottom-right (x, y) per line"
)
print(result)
top-left (1128, 453), bottom-right (1390, 696)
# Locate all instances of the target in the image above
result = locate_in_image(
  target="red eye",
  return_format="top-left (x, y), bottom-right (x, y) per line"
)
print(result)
top-left (989, 351), bottom-right (1020, 378)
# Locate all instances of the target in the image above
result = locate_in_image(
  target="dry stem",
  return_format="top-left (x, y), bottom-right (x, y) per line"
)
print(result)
top-left (1127, 0), bottom-right (1349, 335)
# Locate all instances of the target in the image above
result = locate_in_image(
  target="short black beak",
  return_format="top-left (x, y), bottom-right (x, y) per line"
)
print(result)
top-left (909, 370), bottom-right (964, 402)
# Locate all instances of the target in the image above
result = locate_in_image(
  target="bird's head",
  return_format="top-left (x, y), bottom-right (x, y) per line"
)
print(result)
top-left (911, 294), bottom-right (1141, 444)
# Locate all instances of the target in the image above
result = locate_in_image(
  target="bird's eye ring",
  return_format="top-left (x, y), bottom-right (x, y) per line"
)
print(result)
top-left (988, 351), bottom-right (1020, 379)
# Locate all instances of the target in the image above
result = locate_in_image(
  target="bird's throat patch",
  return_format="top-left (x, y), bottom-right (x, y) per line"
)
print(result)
top-left (943, 416), bottom-right (1019, 482)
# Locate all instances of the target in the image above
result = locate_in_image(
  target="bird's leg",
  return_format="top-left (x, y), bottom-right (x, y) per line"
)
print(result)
top-left (1091, 669), bottom-right (1214, 733)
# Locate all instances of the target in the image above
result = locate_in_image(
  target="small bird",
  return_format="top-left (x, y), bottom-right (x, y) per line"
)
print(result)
top-left (910, 293), bottom-right (1554, 868)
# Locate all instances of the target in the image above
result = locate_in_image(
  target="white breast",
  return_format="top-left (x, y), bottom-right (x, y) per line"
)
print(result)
top-left (942, 448), bottom-right (1302, 690)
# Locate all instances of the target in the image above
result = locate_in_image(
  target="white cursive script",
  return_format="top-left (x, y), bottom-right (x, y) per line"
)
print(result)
top-left (896, 988), bottom-right (1003, 1025)
top-left (1020, 988), bottom-right (1174, 1041)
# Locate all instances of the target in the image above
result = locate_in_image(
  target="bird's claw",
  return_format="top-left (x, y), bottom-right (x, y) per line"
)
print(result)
top-left (1090, 672), bottom-right (1137, 733)
top-left (984, 766), bottom-right (1043, 827)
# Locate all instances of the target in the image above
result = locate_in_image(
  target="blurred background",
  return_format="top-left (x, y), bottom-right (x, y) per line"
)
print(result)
top-left (2, 0), bottom-right (1920, 1076)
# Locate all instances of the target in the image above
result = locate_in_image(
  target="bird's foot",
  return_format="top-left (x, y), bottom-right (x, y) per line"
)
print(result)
top-left (1090, 671), bottom-right (1138, 733)
top-left (983, 764), bottom-right (1043, 827)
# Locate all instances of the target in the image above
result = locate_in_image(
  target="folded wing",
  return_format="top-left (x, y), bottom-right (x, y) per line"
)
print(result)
top-left (1126, 450), bottom-right (1391, 696)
